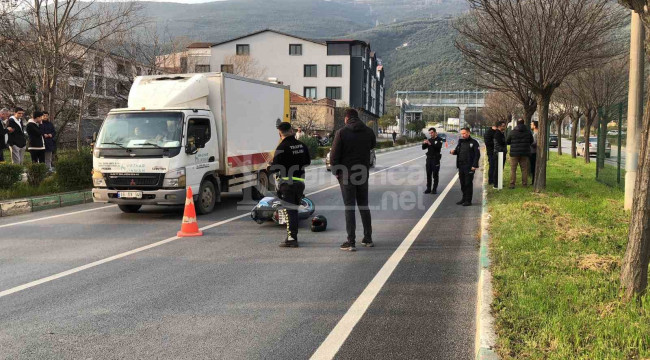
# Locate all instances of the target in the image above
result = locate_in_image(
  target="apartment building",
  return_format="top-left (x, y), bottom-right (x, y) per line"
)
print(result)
top-left (208, 29), bottom-right (386, 119)
top-left (290, 92), bottom-right (336, 134)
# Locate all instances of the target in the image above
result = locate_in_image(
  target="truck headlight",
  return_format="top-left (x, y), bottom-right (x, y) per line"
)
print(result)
top-left (163, 168), bottom-right (186, 188)
top-left (92, 170), bottom-right (106, 187)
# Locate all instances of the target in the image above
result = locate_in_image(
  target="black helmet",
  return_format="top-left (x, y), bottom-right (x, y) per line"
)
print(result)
top-left (310, 215), bottom-right (327, 232)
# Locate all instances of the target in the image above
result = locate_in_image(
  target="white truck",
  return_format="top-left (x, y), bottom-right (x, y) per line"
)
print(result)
top-left (92, 73), bottom-right (290, 213)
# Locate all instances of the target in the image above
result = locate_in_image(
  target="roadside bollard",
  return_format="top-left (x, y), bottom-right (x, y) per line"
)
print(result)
top-left (497, 152), bottom-right (504, 190)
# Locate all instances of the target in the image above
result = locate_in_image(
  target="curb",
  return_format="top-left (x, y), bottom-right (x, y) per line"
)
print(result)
top-left (475, 152), bottom-right (499, 360)
top-left (0, 190), bottom-right (93, 218)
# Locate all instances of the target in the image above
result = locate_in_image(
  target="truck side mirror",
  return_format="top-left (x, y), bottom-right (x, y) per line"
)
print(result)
top-left (92, 132), bottom-right (98, 142)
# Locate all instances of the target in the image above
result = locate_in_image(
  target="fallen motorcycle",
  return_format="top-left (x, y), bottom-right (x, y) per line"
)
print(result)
top-left (250, 195), bottom-right (315, 225)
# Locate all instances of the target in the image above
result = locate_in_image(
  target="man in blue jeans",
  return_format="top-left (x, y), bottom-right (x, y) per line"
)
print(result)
top-left (330, 108), bottom-right (376, 251)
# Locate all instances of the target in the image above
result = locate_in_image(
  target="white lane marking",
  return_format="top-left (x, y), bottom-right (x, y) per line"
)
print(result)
top-left (0, 205), bottom-right (117, 229)
top-left (310, 173), bottom-right (460, 360)
top-left (305, 145), bottom-right (420, 173)
top-left (0, 153), bottom-right (426, 299)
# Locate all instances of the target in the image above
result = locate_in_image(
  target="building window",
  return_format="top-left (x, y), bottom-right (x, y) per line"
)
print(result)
top-left (326, 87), bottom-right (342, 100)
top-left (221, 64), bottom-right (234, 73)
top-left (327, 43), bottom-right (349, 56)
top-left (289, 44), bottom-right (302, 56)
top-left (94, 57), bottom-right (103, 73)
top-left (117, 63), bottom-right (127, 76)
top-left (195, 65), bottom-right (210, 73)
top-left (118, 82), bottom-right (129, 96)
top-left (106, 79), bottom-right (117, 97)
top-left (304, 87), bottom-right (317, 99)
top-left (70, 63), bottom-right (83, 77)
top-left (351, 44), bottom-right (364, 57)
top-left (88, 102), bottom-right (98, 117)
top-left (290, 107), bottom-right (297, 120)
top-left (94, 76), bottom-right (104, 95)
top-left (304, 64), bottom-right (317, 77)
top-left (236, 44), bottom-right (250, 55)
top-left (69, 84), bottom-right (83, 100)
top-left (326, 65), bottom-right (342, 77)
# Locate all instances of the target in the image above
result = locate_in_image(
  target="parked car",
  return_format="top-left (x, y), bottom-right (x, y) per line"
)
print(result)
top-left (326, 149), bottom-right (376, 171)
top-left (549, 135), bottom-right (559, 148)
top-left (607, 130), bottom-right (619, 136)
top-left (577, 137), bottom-right (611, 158)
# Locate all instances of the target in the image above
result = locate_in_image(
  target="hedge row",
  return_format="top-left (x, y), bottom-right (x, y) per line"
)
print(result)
top-left (0, 150), bottom-right (92, 192)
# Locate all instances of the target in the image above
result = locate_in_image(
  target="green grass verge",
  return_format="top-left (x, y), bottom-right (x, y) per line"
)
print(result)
top-left (489, 152), bottom-right (650, 359)
top-left (0, 176), bottom-right (59, 201)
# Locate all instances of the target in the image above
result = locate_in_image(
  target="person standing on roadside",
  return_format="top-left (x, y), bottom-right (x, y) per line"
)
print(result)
top-left (41, 111), bottom-right (56, 170)
top-left (422, 127), bottom-right (443, 194)
top-left (450, 127), bottom-right (480, 206)
top-left (506, 119), bottom-right (534, 189)
top-left (484, 123), bottom-right (497, 186)
top-left (493, 121), bottom-right (507, 189)
top-left (268, 122), bottom-right (311, 248)
top-left (7, 107), bottom-right (27, 164)
top-left (330, 108), bottom-right (376, 251)
top-left (530, 120), bottom-right (538, 185)
top-left (27, 111), bottom-right (46, 164)
top-left (295, 126), bottom-right (305, 140)
top-left (0, 108), bottom-right (9, 162)
top-left (392, 130), bottom-right (397, 144)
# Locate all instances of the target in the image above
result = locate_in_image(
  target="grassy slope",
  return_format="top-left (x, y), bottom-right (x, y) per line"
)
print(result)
top-left (488, 153), bottom-right (649, 359)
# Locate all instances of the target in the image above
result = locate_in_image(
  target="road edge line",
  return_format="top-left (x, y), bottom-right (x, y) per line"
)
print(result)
top-left (309, 173), bottom-right (459, 360)
top-left (475, 152), bottom-right (499, 360)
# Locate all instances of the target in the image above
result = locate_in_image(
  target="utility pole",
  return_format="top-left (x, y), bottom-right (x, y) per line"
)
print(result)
top-left (625, 11), bottom-right (644, 210)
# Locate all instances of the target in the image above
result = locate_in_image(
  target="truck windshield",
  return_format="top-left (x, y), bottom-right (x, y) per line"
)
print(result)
top-left (97, 112), bottom-right (183, 149)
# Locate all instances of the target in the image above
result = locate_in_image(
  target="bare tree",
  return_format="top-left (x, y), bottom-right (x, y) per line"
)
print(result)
top-left (455, 0), bottom-right (625, 191)
top-left (223, 55), bottom-right (267, 80)
top-left (0, 0), bottom-right (140, 145)
top-left (294, 104), bottom-right (325, 135)
top-left (549, 101), bottom-right (569, 156)
top-left (554, 85), bottom-right (583, 158)
top-left (482, 91), bottom-right (520, 124)
top-left (614, 1), bottom-right (650, 300)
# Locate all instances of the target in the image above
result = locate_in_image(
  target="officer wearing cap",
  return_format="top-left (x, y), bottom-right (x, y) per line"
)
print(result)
top-left (268, 122), bottom-right (311, 247)
top-left (422, 127), bottom-right (443, 194)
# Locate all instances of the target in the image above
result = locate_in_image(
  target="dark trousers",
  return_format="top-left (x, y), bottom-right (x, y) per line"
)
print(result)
top-left (529, 153), bottom-right (537, 184)
top-left (338, 177), bottom-right (372, 243)
top-left (277, 181), bottom-right (305, 241)
top-left (0, 147), bottom-right (4, 162)
top-left (30, 150), bottom-right (45, 164)
top-left (425, 157), bottom-right (440, 191)
top-left (487, 153), bottom-right (495, 185)
top-left (458, 165), bottom-right (475, 203)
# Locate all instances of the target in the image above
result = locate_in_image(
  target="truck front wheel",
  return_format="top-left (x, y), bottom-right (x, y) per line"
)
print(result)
top-left (196, 180), bottom-right (216, 215)
top-left (118, 204), bottom-right (141, 213)
top-left (252, 171), bottom-right (269, 200)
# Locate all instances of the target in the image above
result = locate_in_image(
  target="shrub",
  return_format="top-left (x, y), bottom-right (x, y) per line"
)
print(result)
top-left (301, 136), bottom-right (320, 160)
top-left (0, 163), bottom-right (24, 188)
top-left (56, 150), bottom-right (93, 191)
top-left (26, 163), bottom-right (48, 187)
top-left (317, 146), bottom-right (331, 159)
top-left (376, 141), bottom-right (394, 149)
top-left (395, 138), bottom-right (407, 146)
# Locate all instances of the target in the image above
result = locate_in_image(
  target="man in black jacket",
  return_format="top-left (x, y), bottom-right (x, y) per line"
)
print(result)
top-left (27, 111), bottom-right (45, 164)
top-left (268, 122), bottom-right (311, 248)
top-left (7, 107), bottom-right (26, 164)
top-left (506, 119), bottom-right (534, 189)
top-left (0, 108), bottom-right (9, 162)
top-left (484, 123), bottom-right (497, 186)
top-left (330, 108), bottom-right (376, 251)
top-left (451, 127), bottom-right (480, 206)
top-left (422, 127), bottom-right (443, 194)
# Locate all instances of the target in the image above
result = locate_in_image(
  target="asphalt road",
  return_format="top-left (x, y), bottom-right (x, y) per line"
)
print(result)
top-left (551, 138), bottom-right (626, 167)
top-left (0, 142), bottom-right (482, 359)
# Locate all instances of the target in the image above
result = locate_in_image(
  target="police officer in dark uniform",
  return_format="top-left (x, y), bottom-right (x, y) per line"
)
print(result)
top-left (268, 122), bottom-right (311, 247)
top-left (422, 127), bottom-right (443, 194)
top-left (451, 127), bottom-right (480, 206)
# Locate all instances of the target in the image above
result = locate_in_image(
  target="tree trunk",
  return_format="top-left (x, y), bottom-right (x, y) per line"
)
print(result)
top-left (557, 119), bottom-right (563, 156)
top-left (534, 93), bottom-right (551, 192)
top-left (524, 107), bottom-right (535, 125)
top-left (584, 113), bottom-right (593, 164)
top-left (571, 117), bottom-right (578, 158)
top-left (620, 93), bottom-right (650, 301)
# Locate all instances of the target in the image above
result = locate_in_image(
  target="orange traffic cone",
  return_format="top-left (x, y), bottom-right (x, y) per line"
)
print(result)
top-left (177, 187), bottom-right (203, 237)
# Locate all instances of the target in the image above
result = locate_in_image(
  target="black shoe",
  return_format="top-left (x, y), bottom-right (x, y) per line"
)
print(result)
top-left (432, 189), bottom-right (438, 194)
top-left (340, 241), bottom-right (356, 251)
top-left (361, 238), bottom-right (374, 247)
top-left (456, 200), bottom-right (465, 205)
top-left (279, 240), bottom-right (299, 248)
top-left (424, 189), bottom-right (431, 194)
top-left (462, 202), bottom-right (472, 206)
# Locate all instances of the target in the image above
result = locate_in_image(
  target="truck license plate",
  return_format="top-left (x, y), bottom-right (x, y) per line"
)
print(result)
top-left (117, 191), bottom-right (142, 199)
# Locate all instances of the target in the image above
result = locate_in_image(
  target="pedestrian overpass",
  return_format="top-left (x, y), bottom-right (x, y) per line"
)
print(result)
top-left (396, 90), bottom-right (488, 133)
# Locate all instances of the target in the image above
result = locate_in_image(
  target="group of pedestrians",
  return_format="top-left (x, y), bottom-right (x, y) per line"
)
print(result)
top-left (0, 107), bottom-right (56, 168)
top-left (485, 118), bottom-right (539, 189)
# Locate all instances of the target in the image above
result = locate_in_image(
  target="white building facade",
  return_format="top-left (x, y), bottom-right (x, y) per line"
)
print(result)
top-left (209, 30), bottom-right (385, 118)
